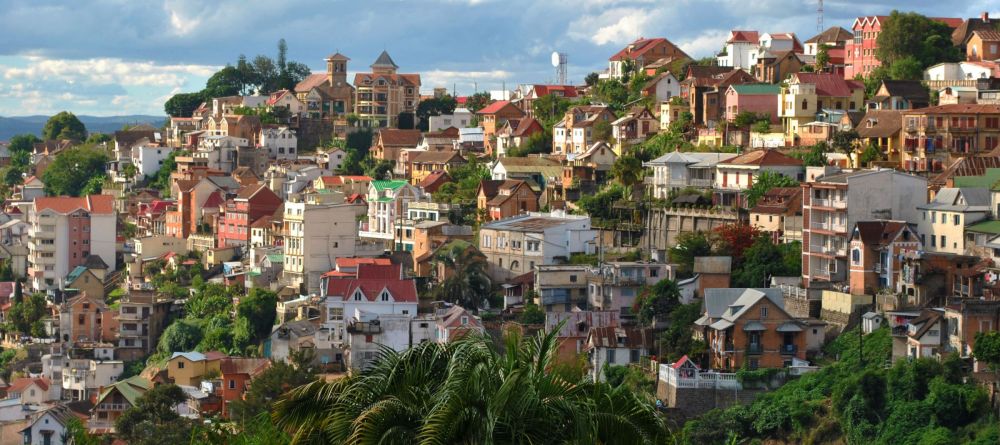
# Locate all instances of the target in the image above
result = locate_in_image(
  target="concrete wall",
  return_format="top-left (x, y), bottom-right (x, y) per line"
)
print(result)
top-left (657, 381), bottom-right (768, 418)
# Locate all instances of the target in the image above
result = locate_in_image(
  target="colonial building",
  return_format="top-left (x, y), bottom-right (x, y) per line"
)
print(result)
top-left (294, 52), bottom-right (355, 119)
top-left (353, 51), bottom-right (421, 128)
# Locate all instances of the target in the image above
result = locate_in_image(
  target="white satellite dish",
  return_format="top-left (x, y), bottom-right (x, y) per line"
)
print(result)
top-left (551, 51), bottom-right (561, 67)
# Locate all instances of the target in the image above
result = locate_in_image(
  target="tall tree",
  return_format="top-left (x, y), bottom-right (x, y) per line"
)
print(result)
top-left (668, 232), bottom-right (713, 278)
top-left (42, 111), bottom-right (87, 141)
top-left (745, 171), bottom-right (798, 208)
top-left (713, 223), bottom-right (761, 262)
top-left (876, 11), bottom-right (961, 74)
top-left (431, 242), bottom-right (492, 310)
top-left (612, 155), bottom-right (644, 188)
top-left (115, 384), bottom-right (192, 445)
top-left (273, 327), bottom-right (666, 444)
top-left (164, 92), bottom-right (205, 117)
top-left (465, 91), bottom-right (493, 114)
top-left (41, 146), bottom-right (109, 196)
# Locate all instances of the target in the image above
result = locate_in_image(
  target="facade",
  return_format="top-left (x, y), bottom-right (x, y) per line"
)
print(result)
top-left (869, 80), bottom-right (930, 110)
top-left (644, 151), bottom-right (728, 199)
top-left (586, 326), bottom-right (652, 382)
top-left (535, 265), bottom-right (590, 312)
top-left (27, 195), bottom-right (116, 291)
top-left (359, 180), bottom-right (427, 246)
top-left (115, 290), bottom-right (172, 360)
top-left (282, 199), bottom-right (377, 294)
top-left (801, 167), bottom-right (928, 287)
top-left (714, 149), bottom-right (804, 208)
top-left (428, 108), bottom-right (473, 131)
top-left (479, 211), bottom-right (596, 281)
top-left (916, 187), bottom-right (990, 255)
top-left (407, 150), bottom-right (466, 184)
top-left (779, 72), bottom-right (865, 142)
top-left (725, 84), bottom-right (781, 124)
top-left (321, 263), bottom-right (418, 349)
top-left (697, 288), bottom-right (808, 370)
top-left (610, 106), bottom-right (658, 155)
top-left (371, 128), bottom-right (422, 162)
top-left (608, 37), bottom-right (689, 80)
top-left (587, 262), bottom-right (673, 319)
top-left (845, 15), bottom-right (962, 79)
top-left (353, 51), bottom-right (421, 128)
top-left (476, 101), bottom-right (525, 155)
top-left (476, 179), bottom-right (540, 221)
top-left (216, 184), bottom-right (283, 248)
top-left (294, 52), bottom-right (354, 120)
top-left (260, 126), bottom-right (297, 160)
top-left (552, 106), bottom-right (615, 155)
top-left (717, 30), bottom-right (761, 70)
top-left (848, 221), bottom-right (922, 296)
top-left (901, 104), bottom-right (1000, 173)
top-left (749, 187), bottom-right (803, 243)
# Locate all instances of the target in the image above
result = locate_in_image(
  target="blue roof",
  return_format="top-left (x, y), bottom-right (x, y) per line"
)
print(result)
top-left (170, 351), bottom-right (206, 362)
top-left (66, 266), bottom-right (88, 283)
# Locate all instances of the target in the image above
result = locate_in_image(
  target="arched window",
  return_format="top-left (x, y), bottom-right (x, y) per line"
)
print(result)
top-left (510, 260), bottom-right (520, 271)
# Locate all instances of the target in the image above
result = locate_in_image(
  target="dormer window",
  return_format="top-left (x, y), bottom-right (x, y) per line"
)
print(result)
top-left (380, 290), bottom-right (390, 302)
top-left (353, 289), bottom-right (364, 301)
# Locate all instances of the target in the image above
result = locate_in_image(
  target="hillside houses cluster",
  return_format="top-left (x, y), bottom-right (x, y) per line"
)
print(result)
top-left (3, 8), bottom-right (1000, 441)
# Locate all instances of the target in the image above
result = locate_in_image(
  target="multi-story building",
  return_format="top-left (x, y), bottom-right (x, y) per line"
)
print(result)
top-left (714, 149), bottom-right (804, 208)
top-left (803, 26), bottom-right (852, 75)
top-left (847, 220), bottom-right (921, 296)
top-left (476, 179), bottom-right (540, 221)
top-left (644, 152), bottom-right (729, 199)
top-left (358, 180), bottom-right (427, 247)
top-left (916, 187), bottom-right (990, 255)
top-left (901, 104), bottom-right (1000, 173)
top-left (717, 30), bottom-right (760, 70)
top-left (587, 262), bottom-right (673, 320)
top-left (587, 326), bottom-right (652, 382)
top-left (844, 15), bottom-right (962, 79)
top-left (552, 106), bottom-right (615, 155)
top-left (282, 198), bottom-right (380, 294)
top-left (534, 265), bottom-right (590, 312)
top-left (513, 85), bottom-right (579, 118)
top-left (321, 263), bottom-right (417, 348)
top-left (478, 211), bottom-right (596, 281)
top-left (115, 290), bottom-right (172, 360)
top-left (407, 150), bottom-right (466, 184)
top-left (778, 72), bottom-right (864, 142)
top-left (801, 167), bottom-right (927, 288)
top-left (428, 107), bottom-right (473, 131)
top-left (58, 292), bottom-right (117, 344)
top-left (607, 37), bottom-right (689, 80)
top-left (215, 184), bottom-right (282, 248)
top-left (259, 126), bottom-right (297, 161)
top-left (294, 52), bottom-right (355, 120)
top-left (476, 101), bottom-right (525, 155)
top-left (353, 51), bottom-right (421, 128)
top-left (749, 187), bottom-right (803, 243)
top-left (27, 195), bottom-right (116, 291)
top-left (697, 288), bottom-right (809, 370)
top-left (724, 84), bottom-right (781, 124)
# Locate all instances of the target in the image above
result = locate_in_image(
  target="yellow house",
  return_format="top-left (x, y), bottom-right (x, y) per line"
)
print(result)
top-left (408, 150), bottom-right (466, 184)
top-left (855, 110), bottom-right (903, 166)
top-left (167, 351), bottom-right (225, 386)
top-left (779, 73), bottom-right (864, 144)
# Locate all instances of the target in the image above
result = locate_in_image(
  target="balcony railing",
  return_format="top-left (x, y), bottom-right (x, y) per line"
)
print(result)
top-left (780, 344), bottom-right (798, 355)
top-left (747, 343), bottom-right (763, 354)
top-left (96, 402), bottom-right (129, 411)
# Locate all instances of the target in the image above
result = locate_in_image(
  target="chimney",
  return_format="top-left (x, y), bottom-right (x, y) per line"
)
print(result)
top-left (982, 12), bottom-right (989, 23)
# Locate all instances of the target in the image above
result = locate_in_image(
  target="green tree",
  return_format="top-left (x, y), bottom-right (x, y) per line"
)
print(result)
top-left (273, 327), bottom-right (666, 444)
top-left (236, 288), bottom-right (278, 343)
top-left (635, 279), bottom-right (681, 325)
top-left (733, 111), bottom-right (767, 129)
top-left (157, 319), bottom-right (203, 354)
top-left (116, 383), bottom-right (192, 445)
top-left (151, 149), bottom-right (188, 195)
top-left (593, 119), bottom-right (613, 143)
top-left (164, 92), bottom-right (205, 117)
top-left (42, 111), bottom-right (87, 141)
top-left (465, 91), bottom-right (493, 114)
top-left (876, 11), bottom-right (961, 71)
top-left (592, 79), bottom-right (630, 113)
top-left (519, 304), bottom-right (546, 324)
top-left (4, 293), bottom-right (47, 335)
top-left (732, 237), bottom-right (801, 288)
top-left (816, 45), bottom-right (831, 71)
top-left (887, 56), bottom-right (925, 81)
top-left (611, 154), bottom-right (643, 188)
top-left (657, 302), bottom-right (706, 362)
top-left (416, 95), bottom-right (458, 131)
top-left (185, 283), bottom-right (234, 319)
top-left (751, 120), bottom-right (772, 134)
top-left (745, 171), bottom-right (798, 208)
top-left (801, 142), bottom-right (829, 167)
top-left (204, 65), bottom-right (244, 98)
top-left (831, 129), bottom-right (860, 154)
top-left (668, 232), bottom-right (713, 278)
top-left (506, 129), bottom-right (552, 157)
top-left (85, 132), bottom-right (112, 145)
top-left (41, 146), bottom-right (110, 196)
top-left (585, 72), bottom-right (600, 87)
top-left (860, 143), bottom-right (883, 166)
top-left (230, 359), bottom-right (316, 422)
top-left (431, 242), bottom-right (492, 310)
top-left (532, 93), bottom-right (573, 128)
top-left (973, 331), bottom-right (1000, 371)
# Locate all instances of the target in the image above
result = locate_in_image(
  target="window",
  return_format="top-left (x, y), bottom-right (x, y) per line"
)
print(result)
top-left (229, 379), bottom-right (236, 389)
top-left (606, 349), bottom-right (616, 363)
top-left (569, 274), bottom-right (577, 283)
top-left (851, 248), bottom-right (861, 265)
top-left (954, 215), bottom-right (960, 225)
top-left (178, 361), bottom-right (185, 369)
top-left (630, 349), bottom-right (640, 363)
top-left (931, 235), bottom-right (936, 247)
top-left (760, 305), bottom-right (768, 318)
top-left (941, 235), bottom-right (946, 247)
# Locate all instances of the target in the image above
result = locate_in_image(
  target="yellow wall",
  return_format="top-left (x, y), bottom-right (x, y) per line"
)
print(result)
top-left (821, 290), bottom-right (873, 314)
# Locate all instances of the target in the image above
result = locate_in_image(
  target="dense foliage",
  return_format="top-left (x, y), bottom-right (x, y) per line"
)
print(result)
top-left (43, 111), bottom-right (87, 141)
top-left (42, 146), bottom-right (110, 196)
top-left (744, 170), bottom-right (798, 208)
top-left (273, 327), bottom-right (666, 444)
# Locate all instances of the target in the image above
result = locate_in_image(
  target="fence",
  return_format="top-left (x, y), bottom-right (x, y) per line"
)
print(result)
top-left (659, 364), bottom-right (742, 390)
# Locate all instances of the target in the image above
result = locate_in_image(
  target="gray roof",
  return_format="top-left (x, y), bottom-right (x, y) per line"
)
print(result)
top-left (693, 256), bottom-right (732, 274)
top-left (644, 151), bottom-right (730, 168)
top-left (703, 288), bottom-right (783, 319)
top-left (918, 187), bottom-right (990, 213)
top-left (371, 50), bottom-right (399, 69)
top-left (206, 176), bottom-right (241, 190)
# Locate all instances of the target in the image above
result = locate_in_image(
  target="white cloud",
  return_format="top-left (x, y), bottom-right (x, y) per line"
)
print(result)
top-left (567, 7), bottom-right (667, 46)
top-left (2, 56), bottom-right (217, 89)
top-left (163, 0), bottom-right (205, 36)
top-left (677, 30), bottom-right (730, 58)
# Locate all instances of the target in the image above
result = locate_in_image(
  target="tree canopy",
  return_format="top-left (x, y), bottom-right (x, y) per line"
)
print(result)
top-left (416, 95), bottom-right (458, 131)
top-left (745, 171), bottom-right (799, 208)
top-left (43, 111), bottom-right (87, 141)
top-left (876, 11), bottom-right (962, 78)
top-left (41, 146), bottom-right (110, 196)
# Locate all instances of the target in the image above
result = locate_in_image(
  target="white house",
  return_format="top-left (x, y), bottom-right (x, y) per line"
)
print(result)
top-left (924, 62), bottom-right (997, 83)
top-left (260, 126), bottom-right (298, 160)
top-left (587, 326), bottom-right (652, 382)
top-left (428, 108), bottom-right (473, 131)
top-left (20, 405), bottom-right (77, 445)
top-left (479, 211), bottom-right (597, 281)
top-left (321, 263), bottom-right (418, 348)
top-left (642, 71), bottom-right (680, 103)
top-left (713, 149), bottom-right (804, 207)
top-left (643, 151), bottom-right (730, 199)
top-left (358, 180), bottom-right (427, 244)
top-left (132, 144), bottom-right (172, 180)
top-left (195, 135), bottom-right (248, 173)
top-left (717, 30), bottom-right (760, 70)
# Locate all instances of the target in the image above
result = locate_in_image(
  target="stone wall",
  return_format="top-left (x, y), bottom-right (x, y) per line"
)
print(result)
top-left (656, 380), bottom-right (768, 418)
top-left (785, 294), bottom-right (820, 319)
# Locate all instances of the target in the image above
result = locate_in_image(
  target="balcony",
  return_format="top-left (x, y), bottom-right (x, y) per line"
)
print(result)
top-left (118, 311), bottom-right (141, 321)
top-left (811, 244), bottom-right (846, 257)
top-left (96, 402), bottom-right (129, 412)
top-left (689, 178), bottom-right (714, 188)
top-left (810, 222), bottom-right (847, 233)
top-left (780, 344), bottom-right (798, 355)
top-left (347, 321), bottom-right (382, 335)
top-left (747, 343), bottom-right (763, 354)
top-left (540, 294), bottom-right (572, 306)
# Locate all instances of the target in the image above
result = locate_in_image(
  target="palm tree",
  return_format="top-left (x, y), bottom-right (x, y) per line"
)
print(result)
top-left (431, 242), bottom-right (491, 311)
top-left (272, 326), bottom-right (667, 444)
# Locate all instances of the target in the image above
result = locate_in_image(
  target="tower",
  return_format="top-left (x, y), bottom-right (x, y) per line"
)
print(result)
top-left (817, 0), bottom-right (824, 33)
top-left (326, 52), bottom-right (349, 85)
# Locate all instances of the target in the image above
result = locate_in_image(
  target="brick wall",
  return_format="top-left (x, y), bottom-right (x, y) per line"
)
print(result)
top-left (656, 381), bottom-right (768, 418)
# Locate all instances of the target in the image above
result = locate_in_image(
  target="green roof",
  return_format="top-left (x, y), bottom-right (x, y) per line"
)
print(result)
top-left (966, 219), bottom-right (1000, 235)
top-left (97, 376), bottom-right (151, 406)
top-left (376, 196), bottom-right (395, 203)
top-left (953, 168), bottom-right (1000, 189)
top-left (730, 84), bottom-right (781, 95)
top-left (266, 254), bottom-right (283, 263)
top-left (65, 266), bottom-right (88, 283)
top-left (371, 180), bottom-right (408, 191)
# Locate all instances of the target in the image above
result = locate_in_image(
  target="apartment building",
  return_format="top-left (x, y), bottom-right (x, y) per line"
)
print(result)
top-left (552, 106), bottom-right (615, 155)
top-left (916, 187), bottom-right (990, 255)
top-left (321, 263), bottom-right (418, 348)
top-left (27, 195), bottom-right (116, 291)
top-left (282, 198), bottom-right (379, 294)
top-left (216, 184), bottom-right (282, 248)
top-left (358, 180), bottom-right (427, 246)
top-left (901, 104), bottom-right (1000, 172)
top-left (115, 290), bottom-right (172, 360)
top-left (479, 211), bottom-right (596, 281)
top-left (801, 167), bottom-right (927, 288)
top-left (353, 51), bottom-right (421, 128)
top-left (588, 262), bottom-right (673, 320)
top-left (848, 221), bottom-right (922, 296)
top-left (778, 72), bottom-right (864, 142)
top-left (534, 265), bottom-right (590, 312)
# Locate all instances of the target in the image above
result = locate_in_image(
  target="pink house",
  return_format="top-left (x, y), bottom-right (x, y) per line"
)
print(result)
top-left (725, 84), bottom-right (781, 124)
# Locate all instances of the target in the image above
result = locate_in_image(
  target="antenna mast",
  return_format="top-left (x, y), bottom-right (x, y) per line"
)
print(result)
top-left (817, 0), bottom-right (824, 33)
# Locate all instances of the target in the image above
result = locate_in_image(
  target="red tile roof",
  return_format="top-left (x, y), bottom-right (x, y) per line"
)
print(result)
top-left (377, 129), bottom-right (422, 147)
top-left (8, 377), bottom-right (49, 394)
top-left (720, 149), bottom-right (803, 167)
top-left (727, 30), bottom-right (760, 43)
top-left (295, 73), bottom-right (330, 93)
top-left (531, 85), bottom-right (579, 98)
top-left (34, 195), bottom-right (114, 215)
top-left (475, 100), bottom-right (523, 116)
top-left (609, 37), bottom-right (687, 61)
top-left (910, 104), bottom-right (1000, 115)
top-left (791, 72), bottom-right (864, 97)
top-left (336, 257), bottom-right (393, 269)
top-left (325, 265), bottom-right (417, 303)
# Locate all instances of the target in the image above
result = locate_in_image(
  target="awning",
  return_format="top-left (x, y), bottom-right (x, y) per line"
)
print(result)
top-left (709, 319), bottom-right (734, 330)
top-left (743, 321), bottom-right (766, 331)
top-left (776, 322), bottom-right (803, 332)
top-left (694, 315), bottom-right (711, 326)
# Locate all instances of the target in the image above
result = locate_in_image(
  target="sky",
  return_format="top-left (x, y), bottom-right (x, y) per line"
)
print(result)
top-left (0, 0), bottom-right (997, 117)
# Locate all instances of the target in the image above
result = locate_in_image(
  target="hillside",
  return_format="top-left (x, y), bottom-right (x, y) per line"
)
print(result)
top-left (0, 115), bottom-right (166, 141)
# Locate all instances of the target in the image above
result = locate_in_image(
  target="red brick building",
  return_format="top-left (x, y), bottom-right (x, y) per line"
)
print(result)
top-left (216, 184), bottom-right (282, 248)
top-left (844, 15), bottom-right (963, 79)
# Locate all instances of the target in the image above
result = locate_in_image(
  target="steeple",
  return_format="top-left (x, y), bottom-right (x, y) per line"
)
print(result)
top-left (326, 52), bottom-right (349, 84)
top-left (370, 50), bottom-right (399, 74)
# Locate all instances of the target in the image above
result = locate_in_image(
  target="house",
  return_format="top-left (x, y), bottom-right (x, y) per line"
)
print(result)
top-left (803, 26), bottom-right (852, 74)
top-left (778, 72), bottom-right (865, 143)
top-left (944, 300), bottom-right (1000, 368)
top-left (20, 404), bottom-right (82, 445)
top-left (754, 50), bottom-right (804, 84)
top-left (513, 85), bottom-right (580, 118)
top-left (427, 108), bottom-right (472, 131)
top-left (417, 170), bottom-right (451, 194)
top-left (115, 290), bottom-right (172, 360)
top-left (353, 51), bottom-right (421, 128)
top-left (496, 117), bottom-right (544, 157)
top-left (294, 52), bottom-right (354, 119)
top-left (58, 292), bottom-right (116, 344)
top-left (479, 211), bottom-right (596, 281)
top-left (924, 61), bottom-right (1000, 86)
top-left (717, 30), bottom-right (761, 70)
top-left (411, 223), bottom-right (474, 277)
top-left (266, 320), bottom-right (331, 364)
top-left (587, 262), bottom-right (673, 320)
top-left (682, 68), bottom-right (758, 126)
top-left (964, 30), bottom-right (1000, 62)
top-left (477, 101), bottom-right (525, 155)
top-left (313, 175), bottom-right (372, 196)
top-left (358, 180), bottom-right (427, 246)
top-left (477, 179), bottom-right (539, 221)
top-left (89, 376), bottom-right (151, 432)
top-left (587, 326), bottom-right (652, 381)
top-left (750, 187), bottom-right (803, 243)
top-left (491, 156), bottom-right (563, 192)
top-left (5, 378), bottom-right (55, 405)
top-left (321, 263), bottom-right (418, 348)
top-left (166, 351), bottom-right (225, 387)
top-left (216, 183), bottom-right (283, 248)
top-left (260, 126), bottom-right (298, 160)
top-left (845, 15), bottom-right (962, 79)
top-left (534, 265), bottom-right (591, 312)
top-left (801, 167), bottom-right (928, 287)
top-left (408, 150), bottom-right (466, 184)
top-left (219, 357), bottom-right (270, 417)
top-left (848, 221), bottom-right (922, 296)
top-left (725, 84), bottom-right (781, 124)
top-left (608, 37), bottom-right (689, 80)
top-left (697, 288), bottom-right (808, 370)
top-left (545, 310), bottom-right (620, 364)
top-left (713, 149), bottom-right (804, 208)
top-left (693, 256), bottom-right (734, 298)
top-left (281, 200), bottom-right (377, 294)
top-left (902, 104), bottom-right (1000, 173)
top-left (27, 195), bottom-right (117, 291)
top-left (610, 106), bottom-right (658, 155)
top-left (64, 266), bottom-right (107, 300)
top-left (916, 187), bottom-right (990, 255)
top-left (641, 71), bottom-right (681, 103)
top-left (371, 128), bottom-right (422, 162)
top-left (643, 151), bottom-right (730, 198)
top-left (869, 80), bottom-right (930, 110)
top-left (430, 305), bottom-right (484, 343)
top-left (552, 105), bottom-right (616, 155)
top-left (856, 110), bottom-right (904, 165)
top-left (906, 309), bottom-right (946, 359)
